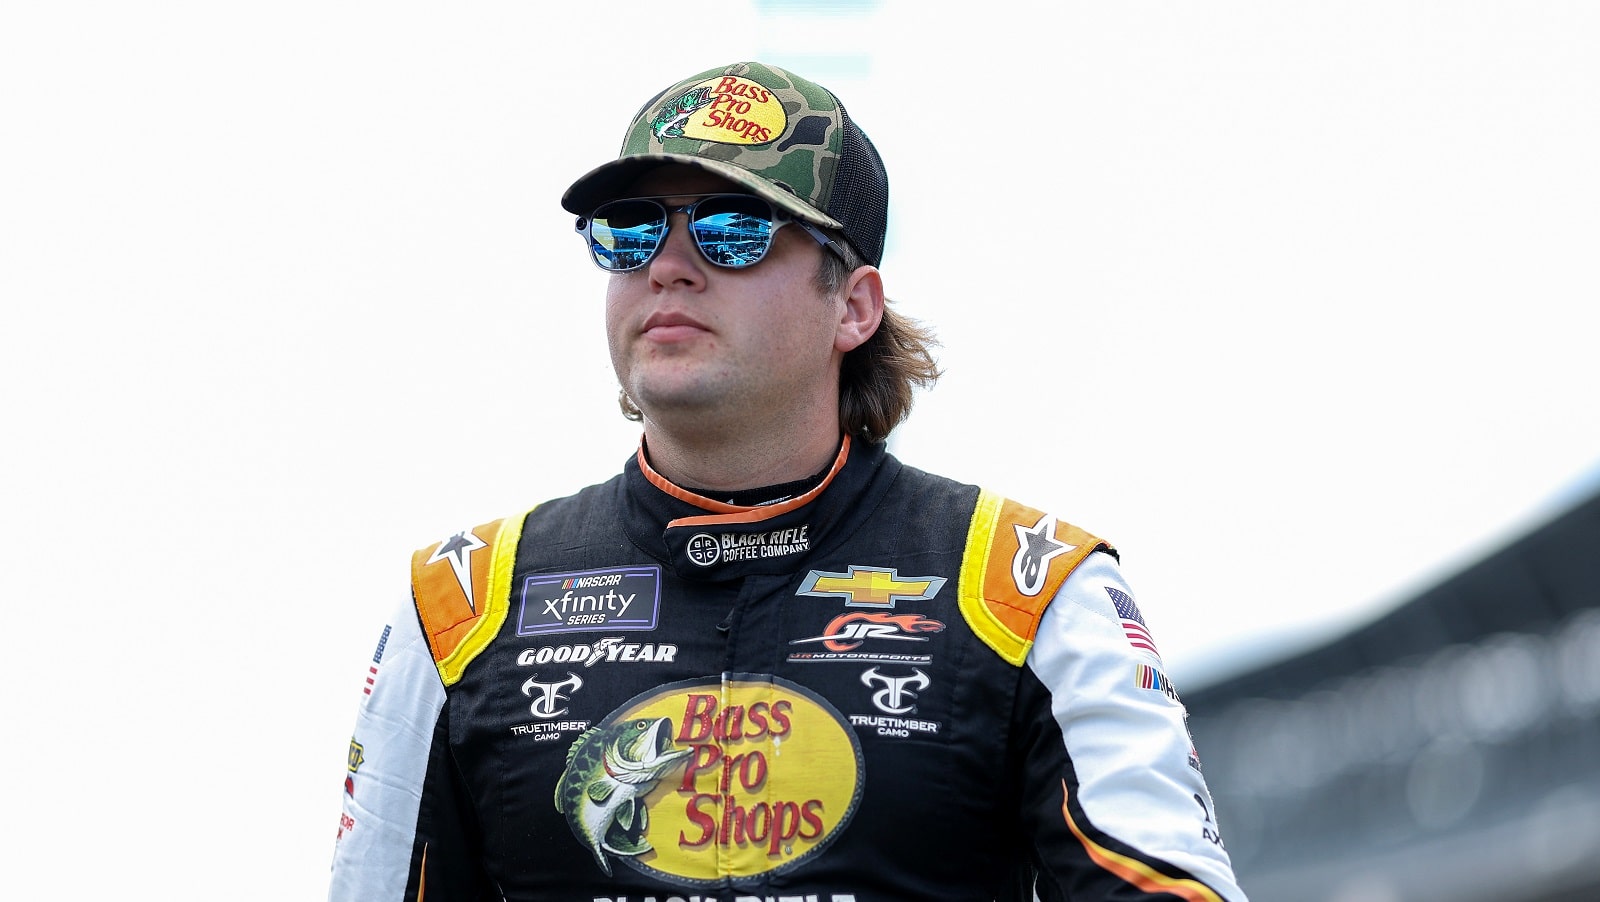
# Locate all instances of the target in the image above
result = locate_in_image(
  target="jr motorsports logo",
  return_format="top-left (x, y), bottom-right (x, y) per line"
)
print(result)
top-left (517, 567), bottom-right (661, 637)
top-left (555, 675), bottom-right (862, 886)
top-left (787, 612), bottom-right (945, 664)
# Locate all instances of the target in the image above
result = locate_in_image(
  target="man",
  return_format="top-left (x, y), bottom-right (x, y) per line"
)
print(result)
top-left (330, 61), bottom-right (1246, 902)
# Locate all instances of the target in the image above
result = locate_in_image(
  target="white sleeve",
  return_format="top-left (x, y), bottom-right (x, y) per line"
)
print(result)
top-left (328, 594), bottom-right (450, 902)
top-left (1024, 550), bottom-right (1248, 901)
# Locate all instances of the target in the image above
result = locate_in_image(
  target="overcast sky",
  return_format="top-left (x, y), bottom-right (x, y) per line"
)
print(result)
top-left (4, 2), bottom-right (1597, 898)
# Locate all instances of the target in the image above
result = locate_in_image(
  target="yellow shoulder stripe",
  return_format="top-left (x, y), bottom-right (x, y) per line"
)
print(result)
top-left (410, 509), bottom-right (532, 687)
top-left (959, 489), bottom-right (1106, 666)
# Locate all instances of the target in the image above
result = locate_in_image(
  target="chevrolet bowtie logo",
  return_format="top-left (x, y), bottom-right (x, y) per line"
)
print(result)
top-left (796, 566), bottom-right (947, 609)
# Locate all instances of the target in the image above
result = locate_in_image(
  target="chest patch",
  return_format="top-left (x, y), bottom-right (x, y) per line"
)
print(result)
top-left (553, 673), bottom-right (863, 886)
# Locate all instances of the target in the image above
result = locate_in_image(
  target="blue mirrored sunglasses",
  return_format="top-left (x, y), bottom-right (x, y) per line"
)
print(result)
top-left (575, 194), bottom-right (847, 273)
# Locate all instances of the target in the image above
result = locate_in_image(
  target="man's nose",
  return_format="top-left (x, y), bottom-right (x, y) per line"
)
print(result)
top-left (647, 211), bottom-right (707, 286)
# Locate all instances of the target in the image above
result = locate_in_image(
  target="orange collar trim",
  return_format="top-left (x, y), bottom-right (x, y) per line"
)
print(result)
top-left (638, 435), bottom-right (853, 529)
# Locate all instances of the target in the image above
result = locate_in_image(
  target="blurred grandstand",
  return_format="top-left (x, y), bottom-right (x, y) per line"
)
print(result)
top-left (1186, 488), bottom-right (1600, 902)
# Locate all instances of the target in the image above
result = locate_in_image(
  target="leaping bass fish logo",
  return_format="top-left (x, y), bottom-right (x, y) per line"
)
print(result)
top-left (650, 86), bottom-right (714, 141)
top-left (646, 76), bottom-right (788, 147)
top-left (556, 676), bottom-right (863, 886)
top-left (555, 717), bottom-right (692, 876)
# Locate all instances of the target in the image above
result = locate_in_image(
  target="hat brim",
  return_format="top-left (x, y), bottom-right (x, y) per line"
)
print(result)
top-left (561, 154), bottom-right (844, 231)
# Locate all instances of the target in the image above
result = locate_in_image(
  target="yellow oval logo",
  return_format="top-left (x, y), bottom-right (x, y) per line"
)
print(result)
top-left (554, 674), bottom-right (862, 886)
top-left (649, 76), bottom-right (787, 146)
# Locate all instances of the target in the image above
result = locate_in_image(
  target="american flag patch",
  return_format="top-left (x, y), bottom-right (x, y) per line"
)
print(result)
top-left (364, 625), bottom-right (392, 698)
top-left (1105, 586), bottom-right (1160, 660)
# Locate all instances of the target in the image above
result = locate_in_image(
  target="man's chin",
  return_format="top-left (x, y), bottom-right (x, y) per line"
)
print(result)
top-left (630, 385), bottom-right (726, 421)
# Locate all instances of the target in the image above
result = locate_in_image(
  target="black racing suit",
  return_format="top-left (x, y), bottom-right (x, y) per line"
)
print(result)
top-left (329, 437), bottom-right (1246, 901)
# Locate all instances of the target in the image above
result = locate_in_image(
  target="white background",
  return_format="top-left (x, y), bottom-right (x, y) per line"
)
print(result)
top-left (3, 2), bottom-right (1596, 898)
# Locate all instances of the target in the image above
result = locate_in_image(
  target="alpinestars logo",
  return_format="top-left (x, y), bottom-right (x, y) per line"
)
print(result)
top-left (1012, 514), bottom-right (1075, 597)
top-left (426, 529), bottom-right (488, 611)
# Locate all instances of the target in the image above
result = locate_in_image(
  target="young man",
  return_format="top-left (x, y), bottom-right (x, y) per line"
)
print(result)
top-left (329, 62), bottom-right (1247, 902)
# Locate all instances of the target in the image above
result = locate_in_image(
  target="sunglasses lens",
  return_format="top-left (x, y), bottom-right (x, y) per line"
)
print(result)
top-left (587, 200), bottom-right (666, 271)
top-left (689, 196), bottom-right (777, 267)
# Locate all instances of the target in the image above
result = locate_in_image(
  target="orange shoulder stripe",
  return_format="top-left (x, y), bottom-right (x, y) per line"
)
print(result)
top-left (958, 489), bottom-right (1107, 666)
top-left (410, 510), bottom-right (531, 686)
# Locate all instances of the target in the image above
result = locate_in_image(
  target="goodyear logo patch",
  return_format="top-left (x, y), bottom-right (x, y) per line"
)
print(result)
top-left (517, 567), bottom-right (661, 637)
top-left (650, 75), bottom-right (787, 145)
top-left (555, 674), bottom-right (863, 886)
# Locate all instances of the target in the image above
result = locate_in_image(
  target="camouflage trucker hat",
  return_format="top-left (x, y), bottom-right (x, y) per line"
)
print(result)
top-left (561, 61), bottom-right (889, 267)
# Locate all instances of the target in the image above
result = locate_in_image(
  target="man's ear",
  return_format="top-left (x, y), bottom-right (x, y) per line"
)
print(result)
top-left (834, 265), bottom-right (885, 353)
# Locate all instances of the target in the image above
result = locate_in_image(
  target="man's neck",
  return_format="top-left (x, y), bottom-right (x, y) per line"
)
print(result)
top-left (641, 420), bottom-right (845, 493)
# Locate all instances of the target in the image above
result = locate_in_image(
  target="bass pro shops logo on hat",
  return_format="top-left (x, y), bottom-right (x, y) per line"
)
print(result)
top-left (646, 77), bottom-right (784, 144)
top-left (562, 61), bottom-right (890, 267)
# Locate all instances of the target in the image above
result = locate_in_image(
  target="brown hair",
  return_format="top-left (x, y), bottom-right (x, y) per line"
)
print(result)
top-left (816, 242), bottom-right (942, 443)
top-left (617, 238), bottom-right (942, 442)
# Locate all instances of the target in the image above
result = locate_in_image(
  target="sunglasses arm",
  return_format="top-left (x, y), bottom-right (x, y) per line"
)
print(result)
top-left (793, 219), bottom-right (854, 265)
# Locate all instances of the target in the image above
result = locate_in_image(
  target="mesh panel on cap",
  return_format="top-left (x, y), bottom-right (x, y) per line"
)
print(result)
top-left (827, 106), bottom-right (889, 267)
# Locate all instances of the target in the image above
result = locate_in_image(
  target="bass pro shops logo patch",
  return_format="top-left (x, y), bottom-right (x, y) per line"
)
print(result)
top-left (554, 675), bottom-right (863, 886)
top-left (649, 75), bottom-right (787, 145)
